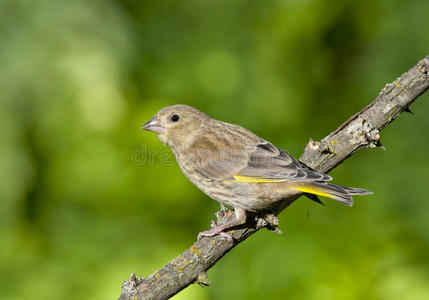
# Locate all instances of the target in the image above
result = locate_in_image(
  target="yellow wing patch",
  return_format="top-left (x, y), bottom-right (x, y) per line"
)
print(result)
top-left (228, 175), bottom-right (286, 183)
top-left (293, 186), bottom-right (331, 198)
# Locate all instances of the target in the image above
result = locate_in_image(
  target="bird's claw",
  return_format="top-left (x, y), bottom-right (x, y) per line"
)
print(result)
top-left (198, 223), bottom-right (233, 242)
top-left (218, 231), bottom-right (233, 241)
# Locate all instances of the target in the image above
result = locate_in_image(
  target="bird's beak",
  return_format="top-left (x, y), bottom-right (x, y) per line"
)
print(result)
top-left (141, 116), bottom-right (166, 134)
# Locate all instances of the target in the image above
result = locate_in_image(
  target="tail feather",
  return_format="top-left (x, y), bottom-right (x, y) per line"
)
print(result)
top-left (341, 186), bottom-right (373, 195)
top-left (295, 182), bottom-right (372, 207)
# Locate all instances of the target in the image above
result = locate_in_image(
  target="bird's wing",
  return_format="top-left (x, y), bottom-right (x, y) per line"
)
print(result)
top-left (188, 137), bottom-right (331, 183)
top-left (186, 142), bottom-right (249, 180)
top-left (231, 141), bottom-right (332, 183)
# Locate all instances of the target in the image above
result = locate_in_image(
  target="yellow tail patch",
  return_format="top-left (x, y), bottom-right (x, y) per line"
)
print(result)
top-left (228, 175), bottom-right (286, 183)
top-left (293, 186), bottom-right (331, 198)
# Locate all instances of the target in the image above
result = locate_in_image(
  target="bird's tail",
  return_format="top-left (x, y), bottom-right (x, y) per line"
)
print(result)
top-left (294, 182), bottom-right (372, 206)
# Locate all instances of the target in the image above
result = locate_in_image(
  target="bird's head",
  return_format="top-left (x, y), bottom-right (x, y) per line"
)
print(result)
top-left (142, 104), bottom-right (209, 150)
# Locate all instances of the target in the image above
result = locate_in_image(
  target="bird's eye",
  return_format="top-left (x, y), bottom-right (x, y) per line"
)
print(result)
top-left (171, 114), bottom-right (180, 122)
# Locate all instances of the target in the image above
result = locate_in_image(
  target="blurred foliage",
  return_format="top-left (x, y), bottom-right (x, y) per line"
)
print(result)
top-left (1, 0), bottom-right (429, 299)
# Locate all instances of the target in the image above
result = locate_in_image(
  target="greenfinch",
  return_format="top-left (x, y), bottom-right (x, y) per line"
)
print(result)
top-left (142, 105), bottom-right (371, 241)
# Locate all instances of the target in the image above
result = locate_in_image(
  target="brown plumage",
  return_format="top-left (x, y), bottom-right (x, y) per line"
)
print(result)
top-left (142, 104), bottom-right (371, 241)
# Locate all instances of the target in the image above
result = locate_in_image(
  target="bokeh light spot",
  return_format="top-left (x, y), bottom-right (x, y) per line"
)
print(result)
top-left (197, 50), bottom-right (241, 96)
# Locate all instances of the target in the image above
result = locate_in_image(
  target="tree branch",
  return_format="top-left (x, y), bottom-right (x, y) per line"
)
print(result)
top-left (118, 55), bottom-right (429, 300)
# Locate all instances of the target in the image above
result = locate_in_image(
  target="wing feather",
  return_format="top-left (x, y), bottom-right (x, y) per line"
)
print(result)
top-left (186, 137), bottom-right (331, 184)
top-left (234, 141), bottom-right (331, 182)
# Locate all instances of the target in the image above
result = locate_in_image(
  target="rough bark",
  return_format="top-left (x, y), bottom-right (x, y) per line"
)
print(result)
top-left (118, 55), bottom-right (429, 300)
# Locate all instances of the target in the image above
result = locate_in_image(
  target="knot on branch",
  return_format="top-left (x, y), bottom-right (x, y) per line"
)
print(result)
top-left (419, 57), bottom-right (429, 76)
top-left (305, 137), bottom-right (337, 159)
top-left (255, 213), bottom-right (282, 235)
top-left (345, 116), bottom-right (381, 148)
top-left (305, 138), bottom-right (321, 151)
top-left (196, 271), bottom-right (211, 287)
top-left (119, 273), bottom-right (143, 300)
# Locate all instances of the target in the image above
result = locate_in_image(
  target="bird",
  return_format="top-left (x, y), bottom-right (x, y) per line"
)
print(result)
top-left (142, 104), bottom-right (371, 241)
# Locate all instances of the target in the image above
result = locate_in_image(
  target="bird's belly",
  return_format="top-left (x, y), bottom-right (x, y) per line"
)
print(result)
top-left (191, 179), bottom-right (253, 209)
top-left (186, 173), bottom-right (299, 211)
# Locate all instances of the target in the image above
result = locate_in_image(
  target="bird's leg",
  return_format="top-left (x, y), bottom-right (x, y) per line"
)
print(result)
top-left (198, 208), bottom-right (246, 242)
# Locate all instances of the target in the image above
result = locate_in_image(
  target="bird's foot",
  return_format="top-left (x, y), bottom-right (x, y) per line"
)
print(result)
top-left (198, 220), bottom-right (233, 242)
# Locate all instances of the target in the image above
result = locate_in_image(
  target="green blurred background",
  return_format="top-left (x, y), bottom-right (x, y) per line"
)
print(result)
top-left (1, 0), bottom-right (429, 299)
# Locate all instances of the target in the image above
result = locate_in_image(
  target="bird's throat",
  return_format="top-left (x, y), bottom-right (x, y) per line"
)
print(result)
top-left (158, 133), bottom-right (168, 145)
